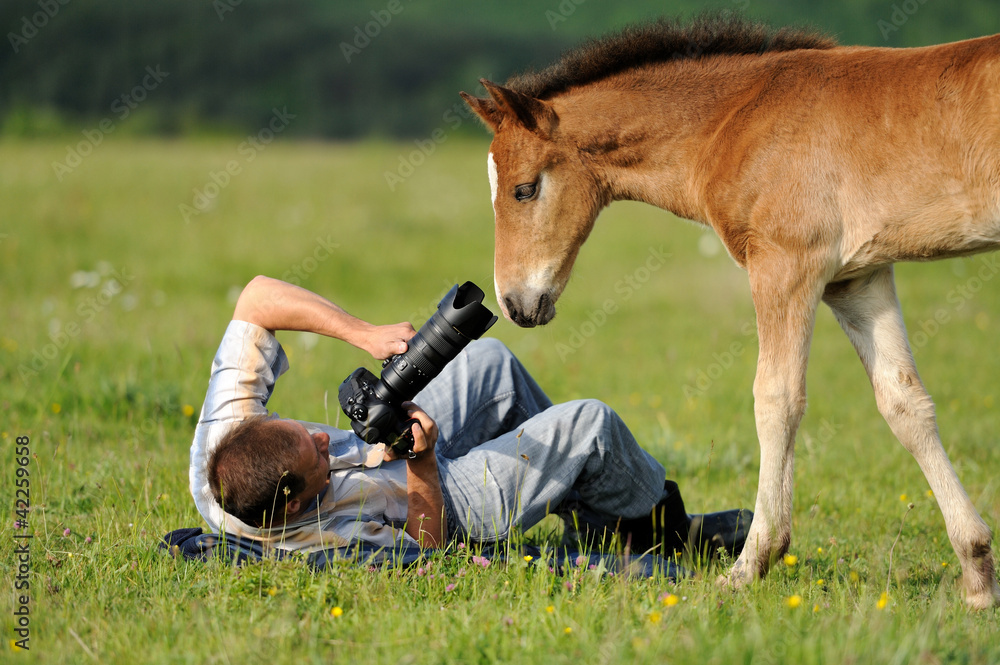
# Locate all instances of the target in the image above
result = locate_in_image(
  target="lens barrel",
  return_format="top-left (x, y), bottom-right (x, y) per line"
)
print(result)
top-left (339, 281), bottom-right (497, 447)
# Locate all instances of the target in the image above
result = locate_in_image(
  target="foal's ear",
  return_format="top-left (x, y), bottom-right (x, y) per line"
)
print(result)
top-left (460, 91), bottom-right (502, 133)
top-left (477, 79), bottom-right (557, 139)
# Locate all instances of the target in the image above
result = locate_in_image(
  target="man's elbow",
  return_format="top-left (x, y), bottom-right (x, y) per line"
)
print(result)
top-left (233, 275), bottom-right (274, 321)
top-left (244, 275), bottom-right (275, 296)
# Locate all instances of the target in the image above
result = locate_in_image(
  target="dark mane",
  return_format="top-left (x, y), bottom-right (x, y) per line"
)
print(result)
top-left (506, 14), bottom-right (837, 99)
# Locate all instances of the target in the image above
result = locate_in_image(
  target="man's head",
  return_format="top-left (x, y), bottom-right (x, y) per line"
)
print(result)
top-left (207, 415), bottom-right (331, 527)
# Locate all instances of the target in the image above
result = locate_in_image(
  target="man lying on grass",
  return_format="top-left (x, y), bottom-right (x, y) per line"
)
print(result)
top-left (189, 275), bottom-right (751, 558)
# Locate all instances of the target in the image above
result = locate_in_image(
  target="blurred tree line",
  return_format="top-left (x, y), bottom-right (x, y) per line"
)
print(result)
top-left (1, 0), bottom-right (997, 139)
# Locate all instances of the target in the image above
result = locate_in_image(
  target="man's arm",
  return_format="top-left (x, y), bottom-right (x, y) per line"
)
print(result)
top-left (400, 403), bottom-right (447, 548)
top-left (232, 275), bottom-right (415, 359)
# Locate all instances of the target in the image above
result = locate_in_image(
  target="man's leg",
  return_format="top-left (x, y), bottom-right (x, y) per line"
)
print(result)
top-left (413, 338), bottom-right (553, 459)
top-left (436, 398), bottom-right (667, 542)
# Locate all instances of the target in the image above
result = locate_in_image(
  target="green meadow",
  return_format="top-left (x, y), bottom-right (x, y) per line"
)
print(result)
top-left (2, 137), bottom-right (999, 663)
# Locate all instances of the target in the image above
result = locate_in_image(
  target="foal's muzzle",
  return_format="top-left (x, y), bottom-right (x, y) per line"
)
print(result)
top-left (502, 291), bottom-right (556, 328)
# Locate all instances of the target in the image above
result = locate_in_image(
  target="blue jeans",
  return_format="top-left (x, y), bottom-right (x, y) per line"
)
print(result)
top-left (413, 338), bottom-right (667, 543)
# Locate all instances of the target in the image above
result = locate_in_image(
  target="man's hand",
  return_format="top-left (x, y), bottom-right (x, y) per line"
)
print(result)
top-left (405, 401), bottom-right (439, 456)
top-left (362, 322), bottom-right (416, 360)
top-left (383, 401), bottom-right (438, 462)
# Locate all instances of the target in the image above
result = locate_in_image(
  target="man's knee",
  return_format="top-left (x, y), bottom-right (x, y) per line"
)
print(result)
top-left (467, 336), bottom-right (510, 359)
top-left (461, 337), bottom-right (514, 370)
top-left (563, 398), bottom-right (616, 429)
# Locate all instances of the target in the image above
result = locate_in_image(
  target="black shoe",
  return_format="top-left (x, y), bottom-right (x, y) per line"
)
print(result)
top-left (686, 509), bottom-right (753, 559)
top-left (634, 479), bottom-right (689, 554)
top-left (564, 480), bottom-right (690, 555)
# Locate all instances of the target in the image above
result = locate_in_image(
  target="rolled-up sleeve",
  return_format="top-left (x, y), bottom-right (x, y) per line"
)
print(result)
top-left (189, 320), bottom-right (288, 531)
top-left (199, 320), bottom-right (288, 426)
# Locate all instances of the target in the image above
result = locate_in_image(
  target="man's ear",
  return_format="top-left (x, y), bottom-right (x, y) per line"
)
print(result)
top-left (285, 497), bottom-right (301, 518)
top-left (479, 79), bottom-right (558, 139)
top-left (460, 90), bottom-right (502, 133)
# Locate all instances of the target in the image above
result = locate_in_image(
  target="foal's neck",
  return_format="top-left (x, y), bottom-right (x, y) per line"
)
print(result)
top-left (556, 59), bottom-right (764, 223)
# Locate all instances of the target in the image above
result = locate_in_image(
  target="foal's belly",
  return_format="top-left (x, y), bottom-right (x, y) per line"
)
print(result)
top-left (833, 209), bottom-right (1000, 282)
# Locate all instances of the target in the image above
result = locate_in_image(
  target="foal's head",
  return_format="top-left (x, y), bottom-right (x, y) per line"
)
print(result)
top-left (461, 80), bottom-right (606, 327)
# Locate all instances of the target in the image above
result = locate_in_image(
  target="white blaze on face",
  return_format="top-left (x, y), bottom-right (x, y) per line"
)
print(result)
top-left (487, 152), bottom-right (498, 211)
top-left (488, 152), bottom-right (508, 317)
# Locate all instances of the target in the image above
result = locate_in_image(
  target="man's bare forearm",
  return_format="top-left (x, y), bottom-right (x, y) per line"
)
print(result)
top-left (405, 455), bottom-right (447, 548)
top-left (232, 275), bottom-right (413, 358)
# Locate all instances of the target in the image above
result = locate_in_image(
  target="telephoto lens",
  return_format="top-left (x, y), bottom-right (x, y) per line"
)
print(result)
top-left (339, 281), bottom-right (498, 452)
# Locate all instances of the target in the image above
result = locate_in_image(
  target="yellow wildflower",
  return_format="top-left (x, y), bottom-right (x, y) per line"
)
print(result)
top-left (785, 595), bottom-right (802, 609)
top-left (649, 611), bottom-right (662, 624)
top-left (331, 606), bottom-right (343, 617)
top-left (564, 627), bottom-right (573, 635)
top-left (51, 403), bottom-right (61, 414)
top-left (267, 586), bottom-right (277, 597)
top-left (545, 605), bottom-right (554, 613)
top-left (899, 493), bottom-right (908, 502)
top-left (182, 404), bottom-right (195, 417)
top-left (662, 593), bottom-right (679, 607)
top-left (783, 554), bottom-right (798, 566)
top-left (877, 592), bottom-right (888, 610)
top-left (523, 555), bottom-right (533, 562)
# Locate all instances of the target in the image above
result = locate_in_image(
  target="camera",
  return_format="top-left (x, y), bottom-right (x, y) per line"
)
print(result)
top-left (339, 281), bottom-right (498, 454)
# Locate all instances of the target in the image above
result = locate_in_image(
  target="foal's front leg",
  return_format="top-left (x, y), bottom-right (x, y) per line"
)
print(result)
top-left (722, 262), bottom-right (824, 586)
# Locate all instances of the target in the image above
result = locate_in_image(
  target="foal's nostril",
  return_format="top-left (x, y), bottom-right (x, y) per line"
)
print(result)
top-left (504, 297), bottom-right (518, 321)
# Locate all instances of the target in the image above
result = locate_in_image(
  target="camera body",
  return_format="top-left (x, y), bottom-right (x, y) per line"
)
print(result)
top-left (338, 281), bottom-right (498, 453)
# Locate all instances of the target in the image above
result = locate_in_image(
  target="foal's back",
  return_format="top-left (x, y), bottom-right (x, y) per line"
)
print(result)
top-left (701, 33), bottom-right (1000, 279)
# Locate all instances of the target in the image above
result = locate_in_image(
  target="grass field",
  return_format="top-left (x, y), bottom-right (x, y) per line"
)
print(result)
top-left (2, 137), bottom-right (999, 664)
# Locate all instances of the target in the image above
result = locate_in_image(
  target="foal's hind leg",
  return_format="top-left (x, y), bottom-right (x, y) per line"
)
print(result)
top-left (823, 266), bottom-right (1000, 609)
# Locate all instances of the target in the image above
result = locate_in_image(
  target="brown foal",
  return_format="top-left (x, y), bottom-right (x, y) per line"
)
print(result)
top-left (461, 16), bottom-right (1000, 608)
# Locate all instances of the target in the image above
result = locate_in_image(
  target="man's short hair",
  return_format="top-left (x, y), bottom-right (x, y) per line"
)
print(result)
top-left (207, 415), bottom-right (306, 526)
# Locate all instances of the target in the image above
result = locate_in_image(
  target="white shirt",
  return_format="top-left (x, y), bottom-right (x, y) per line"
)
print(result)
top-left (188, 320), bottom-right (414, 552)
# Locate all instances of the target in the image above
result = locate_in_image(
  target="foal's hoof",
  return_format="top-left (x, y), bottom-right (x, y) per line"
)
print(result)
top-left (964, 577), bottom-right (1000, 610)
top-left (715, 559), bottom-right (754, 590)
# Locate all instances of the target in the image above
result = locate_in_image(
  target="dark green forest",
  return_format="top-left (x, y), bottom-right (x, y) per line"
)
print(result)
top-left (1, 0), bottom-right (997, 139)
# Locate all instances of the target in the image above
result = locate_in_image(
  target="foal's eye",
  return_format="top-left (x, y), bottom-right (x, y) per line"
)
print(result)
top-left (514, 183), bottom-right (537, 201)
